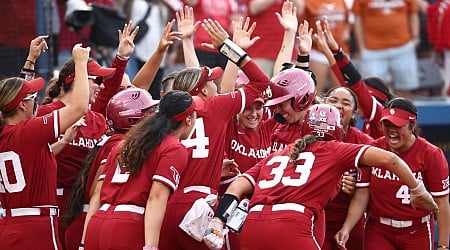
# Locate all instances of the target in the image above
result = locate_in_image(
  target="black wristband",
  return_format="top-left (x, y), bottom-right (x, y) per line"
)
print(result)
top-left (214, 193), bottom-right (239, 223)
top-left (334, 50), bottom-right (345, 60)
top-left (340, 62), bottom-right (362, 87)
top-left (296, 54), bottom-right (310, 63)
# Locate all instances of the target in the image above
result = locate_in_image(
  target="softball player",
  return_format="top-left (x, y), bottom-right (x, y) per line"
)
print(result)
top-left (336, 98), bottom-right (449, 250)
top-left (204, 104), bottom-right (438, 250)
top-left (0, 44), bottom-right (90, 249)
top-left (84, 91), bottom-right (202, 250)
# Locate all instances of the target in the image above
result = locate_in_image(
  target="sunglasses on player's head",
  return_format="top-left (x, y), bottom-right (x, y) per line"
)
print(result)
top-left (22, 92), bottom-right (38, 102)
top-left (87, 75), bottom-right (104, 85)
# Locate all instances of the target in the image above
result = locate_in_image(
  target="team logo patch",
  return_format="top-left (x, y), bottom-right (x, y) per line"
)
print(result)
top-left (442, 177), bottom-right (449, 190)
top-left (390, 108), bottom-right (395, 115)
top-left (170, 166), bottom-right (181, 187)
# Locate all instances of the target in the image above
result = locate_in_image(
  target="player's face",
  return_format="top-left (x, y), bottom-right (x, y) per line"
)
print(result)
top-left (88, 77), bottom-right (102, 104)
top-left (325, 88), bottom-right (356, 130)
top-left (237, 101), bottom-right (264, 130)
top-left (275, 99), bottom-right (305, 124)
top-left (381, 120), bottom-right (415, 153)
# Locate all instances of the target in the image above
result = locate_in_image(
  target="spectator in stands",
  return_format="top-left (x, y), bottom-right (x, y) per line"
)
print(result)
top-left (352, 0), bottom-right (420, 99)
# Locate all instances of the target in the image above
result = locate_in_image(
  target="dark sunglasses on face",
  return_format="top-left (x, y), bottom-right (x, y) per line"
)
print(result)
top-left (87, 75), bottom-right (104, 85)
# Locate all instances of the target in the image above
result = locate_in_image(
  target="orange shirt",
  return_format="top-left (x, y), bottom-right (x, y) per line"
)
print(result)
top-left (353, 0), bottom-right (418, 50)
top-left (303, 0), bottom-right (350, 52)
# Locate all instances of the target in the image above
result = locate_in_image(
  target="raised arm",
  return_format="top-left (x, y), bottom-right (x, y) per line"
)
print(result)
top-left (273, 0), bottom-right (299, 75)
top-left (91, 21), bottom-right (138, 115)
top-left (176, 5), bottom-right (201, 67)
top-left (58, 44), bottom-right (90, 132)
top-left (21, 35), bottom-right (48, 80)
top-left (133, 20), bottom-right (181, 89)
top-left (220, 17), bottom-right (260, 93)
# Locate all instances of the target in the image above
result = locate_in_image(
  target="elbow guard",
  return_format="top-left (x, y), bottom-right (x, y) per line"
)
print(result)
top-left (214, 194), bottom-right (239, 223)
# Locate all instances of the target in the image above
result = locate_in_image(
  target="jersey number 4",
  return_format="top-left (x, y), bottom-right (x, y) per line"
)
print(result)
top-left (258, 152), bottom-right (315, 189)
top-left (182, 118), bottom-right (210, 158)
top-left (0, 151), bottom-right (26, 193)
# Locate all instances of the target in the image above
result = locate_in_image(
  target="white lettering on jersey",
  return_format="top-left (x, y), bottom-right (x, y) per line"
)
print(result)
top-left (230, 139), bottom-right (270, 159)
top-left (58, 135), bottom-right (98, 149)
top-left (372, 167), bottom-right (423, 182)
top-left (271, 142), bottom-right (286, 153)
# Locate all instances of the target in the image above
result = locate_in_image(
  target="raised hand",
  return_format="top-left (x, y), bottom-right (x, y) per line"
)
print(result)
top-left (117, 21), bottom-right (139, 58)
top-left (231, 17), bottom-right (260, 50)
top-left (156, 19), bottom-right (182, 53)
top-left (313, 20), bottom-right (333, 56)
top-left (275, 0), bottom-right (298, 33)
top-left (72, 43), bottom-right (90, 65)
top-left (201, 19), bottom-right (230, 50)
top-left (176, 5), bottom-right (200, 39)
top-left (297, 20), bottom-right (313, 55)
top-left (322, 19), bottom-right (340, 52)
top-left (27, 35), bottom-right (49, 63)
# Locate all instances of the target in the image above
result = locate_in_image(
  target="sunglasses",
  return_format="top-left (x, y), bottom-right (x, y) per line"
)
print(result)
top-left (22, 92), bottom-right (38, 102)
top-left (87, 75), bottom-right (104, 85)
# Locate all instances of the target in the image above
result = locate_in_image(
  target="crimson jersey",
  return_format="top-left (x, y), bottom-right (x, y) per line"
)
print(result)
top-left (100, 135), bottom-right (187, 206)
top-left (178, 61), bottom-right (270, 191)
top-left (0, 111), bottom-right (60, 208)
top-left (84, 133), bottom-right (124, 203)
top-left (38, 100), bottom-right (108, 188)
top-left (224, 118), bottom-right (276, 171)
top-left (325, 127), bottom-right (373, 222)
top-left (242, 141), bottom-right (370, 215)
top-left (270, 121), bottom-right (303, 153)
top-left (357, 136), bottom-right (449, 220)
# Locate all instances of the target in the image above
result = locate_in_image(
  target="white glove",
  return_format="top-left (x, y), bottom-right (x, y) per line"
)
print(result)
top-left (203, 218), bottom-right (226, 250)
top-left (410, 181), bottom-right (439, 212)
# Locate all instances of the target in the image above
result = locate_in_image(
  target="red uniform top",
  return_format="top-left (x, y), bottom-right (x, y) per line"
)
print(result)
top-left (38, 101), bottom-right (108, 188)
top-left (270, 121), bottom-right (303, 153)
top-left (242, 141), bottom-right (370, 215)
top-left (178, 61), bottom-right (270, 191)
top-left (325, 126), bottom-right (373, 222)
top-left (84, 133), bottom-right (124, 203)
top-left (100, 135), bottom-right (188, 206)
top-left (357, 136), bottom-right (449, 220)
top-left (187, 0), bottom-right (236, 50)
top-left (224, 119), bottom-right (276, 171)
top-left (0, 111), bottom-right (60, 208)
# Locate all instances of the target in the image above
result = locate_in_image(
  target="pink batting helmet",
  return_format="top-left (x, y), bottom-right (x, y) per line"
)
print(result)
top-left (106, 88), bottom-right (159, 131)
top-left (301, 104), bottom-right (345, 141)
top-left (265, 68), bottom-right (316, 111)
